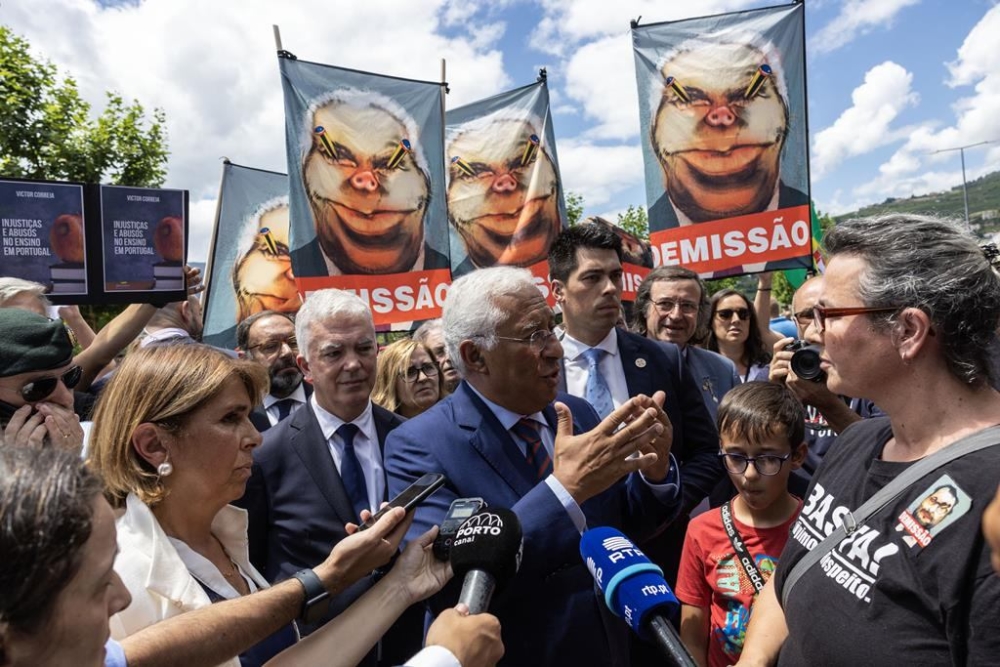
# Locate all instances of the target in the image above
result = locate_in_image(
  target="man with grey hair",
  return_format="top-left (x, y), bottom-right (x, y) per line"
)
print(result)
top-left (413, 318), bottom-right (460, 392)
top-left (236, 310), bottom-right (308, 432)
top-left (239, 288), bottom-right (422, 665)
top-left (386, 266), bottom-right (680, 667)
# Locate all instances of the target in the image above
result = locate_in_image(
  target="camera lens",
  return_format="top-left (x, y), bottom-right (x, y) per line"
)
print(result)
top-left (790, 344), bottom-right (825, 381)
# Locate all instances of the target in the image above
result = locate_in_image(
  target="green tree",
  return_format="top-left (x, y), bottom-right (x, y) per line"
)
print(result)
top-left (0, 25), bottom-right (169, 186)
top-left (566, 191), bottom-right (585, 226)
top-left (616, 204), bottom-right (649, 241)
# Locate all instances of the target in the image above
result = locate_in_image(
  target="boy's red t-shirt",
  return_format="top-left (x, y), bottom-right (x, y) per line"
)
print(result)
top-left (674, 499), bottom-right (802, 667)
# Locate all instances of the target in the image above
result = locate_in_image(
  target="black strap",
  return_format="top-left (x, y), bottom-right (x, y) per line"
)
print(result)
top-left (720, 501), bottom-right (766, 594)
top-left (781, 424), bottom-right (1000, 608)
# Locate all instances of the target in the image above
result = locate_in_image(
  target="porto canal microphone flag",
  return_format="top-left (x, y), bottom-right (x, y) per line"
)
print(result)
top-left (279, 55), bottom-right (450, 329)
top-left (632, 3), bottom-right (812, 277)
top-left (445, 78), bottom-right (566, 292)
top-left (202, 162), bottom-right (293, 350)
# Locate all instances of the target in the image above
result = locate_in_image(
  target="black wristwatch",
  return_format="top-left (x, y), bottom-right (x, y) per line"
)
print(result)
top-left (292, 568), bottom-right (330, 625)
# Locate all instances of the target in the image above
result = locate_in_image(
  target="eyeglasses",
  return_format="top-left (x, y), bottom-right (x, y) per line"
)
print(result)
top-left (718, 451), bottom-right (791, 476)
top-left (401, 363), bottom-right (439, 383)
top-left (812, 305), bottom-right (899, 333)
top-left (792, 308), bottom-right (814, 325)
top-left (19, 366), bottom-right (83, 403)
top-left (495, 329), bottom-right (558, 354)
top-left (715, 308), bottom-right (750, 321)
top-left (248, 336), bottom-right (297, 356)
top-left (652, 299), bottom-right (699, 315)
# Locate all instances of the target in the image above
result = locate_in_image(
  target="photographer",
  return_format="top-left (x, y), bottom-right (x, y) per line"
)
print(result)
top-left (767, 276), bottom-right (880, 488)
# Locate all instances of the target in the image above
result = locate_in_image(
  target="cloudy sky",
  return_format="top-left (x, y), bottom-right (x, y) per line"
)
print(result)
top-left (4, 0), bottom-right (999, 262)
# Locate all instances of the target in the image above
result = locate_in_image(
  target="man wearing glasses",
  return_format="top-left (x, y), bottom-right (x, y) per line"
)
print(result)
top-left (768, 276), bottom-right (880, 487)
top-left (385, 266), bottom-right (680, 667)
top-left (236, 310), bottom-right (309, 432)
top-left (0, 308), bottom-right (85, 451)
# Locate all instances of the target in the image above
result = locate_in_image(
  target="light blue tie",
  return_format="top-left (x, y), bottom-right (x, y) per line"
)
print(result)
top-left (583, 348), bottom-right (614, 419)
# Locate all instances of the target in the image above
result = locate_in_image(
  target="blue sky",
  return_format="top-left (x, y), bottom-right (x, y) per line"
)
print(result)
top-left (5, 0), bottom-right (999, 260)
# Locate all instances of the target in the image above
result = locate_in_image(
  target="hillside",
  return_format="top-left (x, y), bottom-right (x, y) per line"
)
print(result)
top-left (833, 169), bottom-right (1000, 234)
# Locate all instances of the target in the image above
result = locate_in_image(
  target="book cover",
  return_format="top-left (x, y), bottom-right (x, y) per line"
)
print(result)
top-left (100, 186), bottom-right (186, 293)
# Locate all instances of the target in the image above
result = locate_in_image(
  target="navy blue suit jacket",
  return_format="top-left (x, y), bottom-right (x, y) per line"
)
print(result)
top-left (683, 345), bottom-right (740, 422)
top-left (384, 383), bottom-right (682, 667)
top-left (238, 401), bottom-right (417, 662)
top-left (561, 329), bottom-right (721, 514)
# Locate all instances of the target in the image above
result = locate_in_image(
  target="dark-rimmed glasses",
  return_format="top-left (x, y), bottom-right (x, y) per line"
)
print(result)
top-left (495, 329), bottom-right (558, 353)
top-left (792, 309), bottom-right (814, 326)
top-left (716, 308), bottom-right (750, 321)
top-left (718, 451), bottom-right (791, 476)
top-left (653, 299), bottom-right (699, 315)
top-left (19, 365), bottom-right (83, 403)
top-left (812, 305), bottom-right (898, 333)
top-left (248, 336), bottom-right (297, 356)
top-left (400, 363), bottom-right (439, 383)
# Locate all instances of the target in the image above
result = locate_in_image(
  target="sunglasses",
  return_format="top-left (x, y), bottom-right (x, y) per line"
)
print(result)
top-left (19, 366), bottom-right (83, 403)
top-left (716, 308), bottom-right (750, 321)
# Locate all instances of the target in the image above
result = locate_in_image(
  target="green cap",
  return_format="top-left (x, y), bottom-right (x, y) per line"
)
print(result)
top-left (0, 309), bottom-right (74, 378)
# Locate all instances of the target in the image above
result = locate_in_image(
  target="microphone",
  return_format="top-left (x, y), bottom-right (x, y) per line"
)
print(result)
top-left (448, 508), bottom-right (523, 614)
top-left (580, 527), bottom-right (696, 667)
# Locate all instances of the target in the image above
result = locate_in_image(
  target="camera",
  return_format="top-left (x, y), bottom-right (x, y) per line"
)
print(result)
top-left (784, 339), bottom-right (825, 382)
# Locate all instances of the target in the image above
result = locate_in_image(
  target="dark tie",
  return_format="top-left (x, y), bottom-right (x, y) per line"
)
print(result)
top-left (583, 348), bottom-right (614, 419)
top-left (274, 398), bottom-right (295, 422)
top-left (336, 423), bottom-right (370, 521)
top-left (510, 418), bottom-right (553, 480)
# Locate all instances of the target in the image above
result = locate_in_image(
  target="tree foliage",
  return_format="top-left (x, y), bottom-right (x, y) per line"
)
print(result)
top-left (616, 204), bottom-right (649, 241)
top-left (0, 25), bottom-right (169, 187)
top-left (566, 191), bottom-right (585, 226)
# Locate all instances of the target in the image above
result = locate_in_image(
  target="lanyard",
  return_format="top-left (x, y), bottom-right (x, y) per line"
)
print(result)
top-left (720, 501), bottom-right (766, 595)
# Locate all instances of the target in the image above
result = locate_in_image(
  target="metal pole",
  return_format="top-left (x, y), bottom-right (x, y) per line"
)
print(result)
top-left (960, 148), bottom-right (970, 225)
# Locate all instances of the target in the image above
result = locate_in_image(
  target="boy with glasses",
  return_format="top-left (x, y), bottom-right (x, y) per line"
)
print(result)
top-left (675, 382), bottom-right (806, 667)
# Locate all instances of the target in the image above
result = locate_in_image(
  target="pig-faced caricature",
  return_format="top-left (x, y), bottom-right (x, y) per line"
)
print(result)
top-left (301, 90), bottom-right (443, 275)
top-left (651, 40), bottom-right (806, 225)
top-left (232, 197), bottom-right (300, 322)
top-left (447, 114), bottom-right (561, 269)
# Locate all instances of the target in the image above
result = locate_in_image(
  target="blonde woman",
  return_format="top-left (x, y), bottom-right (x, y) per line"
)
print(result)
top-left (372, 339), bottom-right (443, 418)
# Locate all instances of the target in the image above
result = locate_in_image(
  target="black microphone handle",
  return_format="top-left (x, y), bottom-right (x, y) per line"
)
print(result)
top-left (458, 569), bottom-right (497, 614)
top-left (647, 614), bottom-right (698, 667)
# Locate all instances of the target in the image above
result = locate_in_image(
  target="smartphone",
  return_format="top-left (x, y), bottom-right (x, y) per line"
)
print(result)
top-left (432, 497), bottom-right (487, 561)
top-left (357, 472), bottom-right (446, 531)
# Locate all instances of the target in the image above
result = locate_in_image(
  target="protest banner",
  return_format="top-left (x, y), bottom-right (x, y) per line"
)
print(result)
top-left (445, 76), bottom-right (566, 287)
top-left (202, 161), bottom-right (293, 350)
top-left (279, 54), bottom-right (449, 328)
top-left (632, 3), bottom-right (811, 277)
top-left (0, 178), bottom-right (188, 304)
top-left (0, 179), bottom-right (88, 296)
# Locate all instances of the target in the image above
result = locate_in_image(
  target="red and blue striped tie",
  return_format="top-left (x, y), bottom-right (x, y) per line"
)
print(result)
top-left (511, 418), bottom-right (553, 480)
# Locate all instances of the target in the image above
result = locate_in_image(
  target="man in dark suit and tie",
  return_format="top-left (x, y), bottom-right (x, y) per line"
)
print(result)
top-left (548, 224), bottom-right (721, 515)
top-left (385, 266), bottom-right (680, 667)
top-left (235, 310), bottom-right (310, 432)
top-left (632, 265), bottom-right (741, 421)
top-left (238, 290), bottom-right (420, 665)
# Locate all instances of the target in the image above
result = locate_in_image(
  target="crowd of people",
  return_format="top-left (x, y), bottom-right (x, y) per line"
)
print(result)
top-left (2, 213), bottom-right (1000, 667)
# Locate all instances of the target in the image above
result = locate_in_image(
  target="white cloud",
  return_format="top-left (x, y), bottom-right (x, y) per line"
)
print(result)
top-left (845, 6), bottom-right (1000, 206)
top-left (563, 34), bottom-right (640, 140)
top-left (2, 0), bottom-right (513, 261)
top-left (556, 140), bottom-right (644, 208)
top-left (811, 61), bottom-right (919, 179)
top-left (812, 0), bottom-right (920, 55)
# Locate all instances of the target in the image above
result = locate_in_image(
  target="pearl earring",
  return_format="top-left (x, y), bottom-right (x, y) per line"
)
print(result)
top-left (157, 461), bottom-right (173, 478)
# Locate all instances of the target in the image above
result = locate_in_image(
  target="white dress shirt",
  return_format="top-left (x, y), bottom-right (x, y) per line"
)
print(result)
top-left (561, 328), bottom-right (631, 408)
top-left (310, 395), bottom-right (386, 514)
top-left (262, 383), bottom-right (308, 427)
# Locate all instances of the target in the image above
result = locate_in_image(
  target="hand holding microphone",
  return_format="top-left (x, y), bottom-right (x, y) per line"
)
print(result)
top-left (580, 527), bottom-right (697, 667)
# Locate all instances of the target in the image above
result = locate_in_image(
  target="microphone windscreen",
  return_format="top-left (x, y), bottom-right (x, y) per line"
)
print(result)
top-left (449, 508), bottom-right (523, 590)
top-left (612, 570), bottom-right (681, 639)
top-left (580, 527), bottom-right (662, 609)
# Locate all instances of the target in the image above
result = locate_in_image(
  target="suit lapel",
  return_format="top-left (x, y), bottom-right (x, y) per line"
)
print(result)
top-left (617, 329), bottom-right (654, 397)
top-left (456, 385), bottom-right (537, 496)
top-left (290, 405), bottom-right (358, 527)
